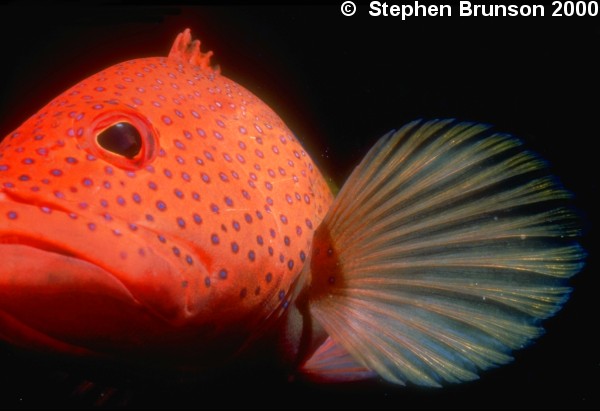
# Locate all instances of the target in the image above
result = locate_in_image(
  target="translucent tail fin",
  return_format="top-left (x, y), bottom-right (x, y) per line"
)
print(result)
top-left (306, 119), bottom-right (585, 387)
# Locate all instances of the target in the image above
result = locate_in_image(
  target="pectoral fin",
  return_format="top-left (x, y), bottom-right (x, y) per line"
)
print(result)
top-left (306, 120), bottom-right (584, 386)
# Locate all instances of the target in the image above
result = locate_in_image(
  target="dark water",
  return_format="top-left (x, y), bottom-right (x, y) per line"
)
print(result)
top-left (0, 2), bottom-right (597, 409)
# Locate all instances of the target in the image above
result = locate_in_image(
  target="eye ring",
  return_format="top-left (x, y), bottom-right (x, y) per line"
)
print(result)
top-left (84, 109), bottom-right (158, 170)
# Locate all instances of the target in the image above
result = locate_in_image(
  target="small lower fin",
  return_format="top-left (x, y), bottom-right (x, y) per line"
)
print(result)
top-left (306, 119), bottom-right (585, 387)
top-left (300, 336), bottom-right (377, 383)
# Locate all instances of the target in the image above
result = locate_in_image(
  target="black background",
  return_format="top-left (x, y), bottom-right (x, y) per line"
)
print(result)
top-left (0, 1), bottom-right (598, 409)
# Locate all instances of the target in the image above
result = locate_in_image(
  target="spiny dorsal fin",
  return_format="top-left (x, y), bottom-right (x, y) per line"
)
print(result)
top-left (168, 28), bottom-right (219, 73)
top-left (307, 119), bottom-right (585, 387)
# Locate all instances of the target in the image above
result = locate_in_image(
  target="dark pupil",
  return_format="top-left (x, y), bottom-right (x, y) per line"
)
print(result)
top-left (97, 122), bottom-right (142, 158)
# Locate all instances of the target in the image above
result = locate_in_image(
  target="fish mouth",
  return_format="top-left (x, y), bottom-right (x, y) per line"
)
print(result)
top-left (0, 243), bottom-right (141, 357)
top-left (0, 191), bottom-right (207, 362)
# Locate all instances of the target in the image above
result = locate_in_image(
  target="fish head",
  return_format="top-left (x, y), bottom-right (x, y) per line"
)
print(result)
top-left (0, 33), bottom-right (333, 368)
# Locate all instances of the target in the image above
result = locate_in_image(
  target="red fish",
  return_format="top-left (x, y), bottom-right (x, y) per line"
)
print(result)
top-left (0, 29), bottom-right (585, 386)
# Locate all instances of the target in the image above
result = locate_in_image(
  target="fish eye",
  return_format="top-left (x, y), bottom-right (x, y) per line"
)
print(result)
top-left (96, 122), bottom-right (142, 159)
top-left (85, 108), bottom-right (158, 170)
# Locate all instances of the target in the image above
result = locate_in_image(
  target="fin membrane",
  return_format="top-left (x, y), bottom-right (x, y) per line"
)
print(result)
top-left (307, 119), bottom-right (585, 387)
top-left (168, 29), bottom-right (218, 72)
top-left (300, 336), bottom-right (377, 383)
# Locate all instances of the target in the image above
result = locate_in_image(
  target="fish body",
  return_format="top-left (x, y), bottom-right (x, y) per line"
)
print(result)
top-left (0, 29), bottom-right (585, 385)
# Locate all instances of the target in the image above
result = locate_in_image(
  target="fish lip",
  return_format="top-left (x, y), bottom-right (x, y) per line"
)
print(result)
top-left (0, 188), bottom-right (78, 217)
top-left (0, 305), bottom-right (99, 357)
top-left (1, 231), bottom-right (97, 263)
top-left (0, 190), bottom-right (104, 262)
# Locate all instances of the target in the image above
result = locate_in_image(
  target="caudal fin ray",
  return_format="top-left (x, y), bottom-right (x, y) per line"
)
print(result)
top-left (307, 119), bottom-right (585, 386)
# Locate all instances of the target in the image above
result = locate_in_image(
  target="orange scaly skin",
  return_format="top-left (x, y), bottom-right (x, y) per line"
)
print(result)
top-left (0, 29), bottom-right (333, 366)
